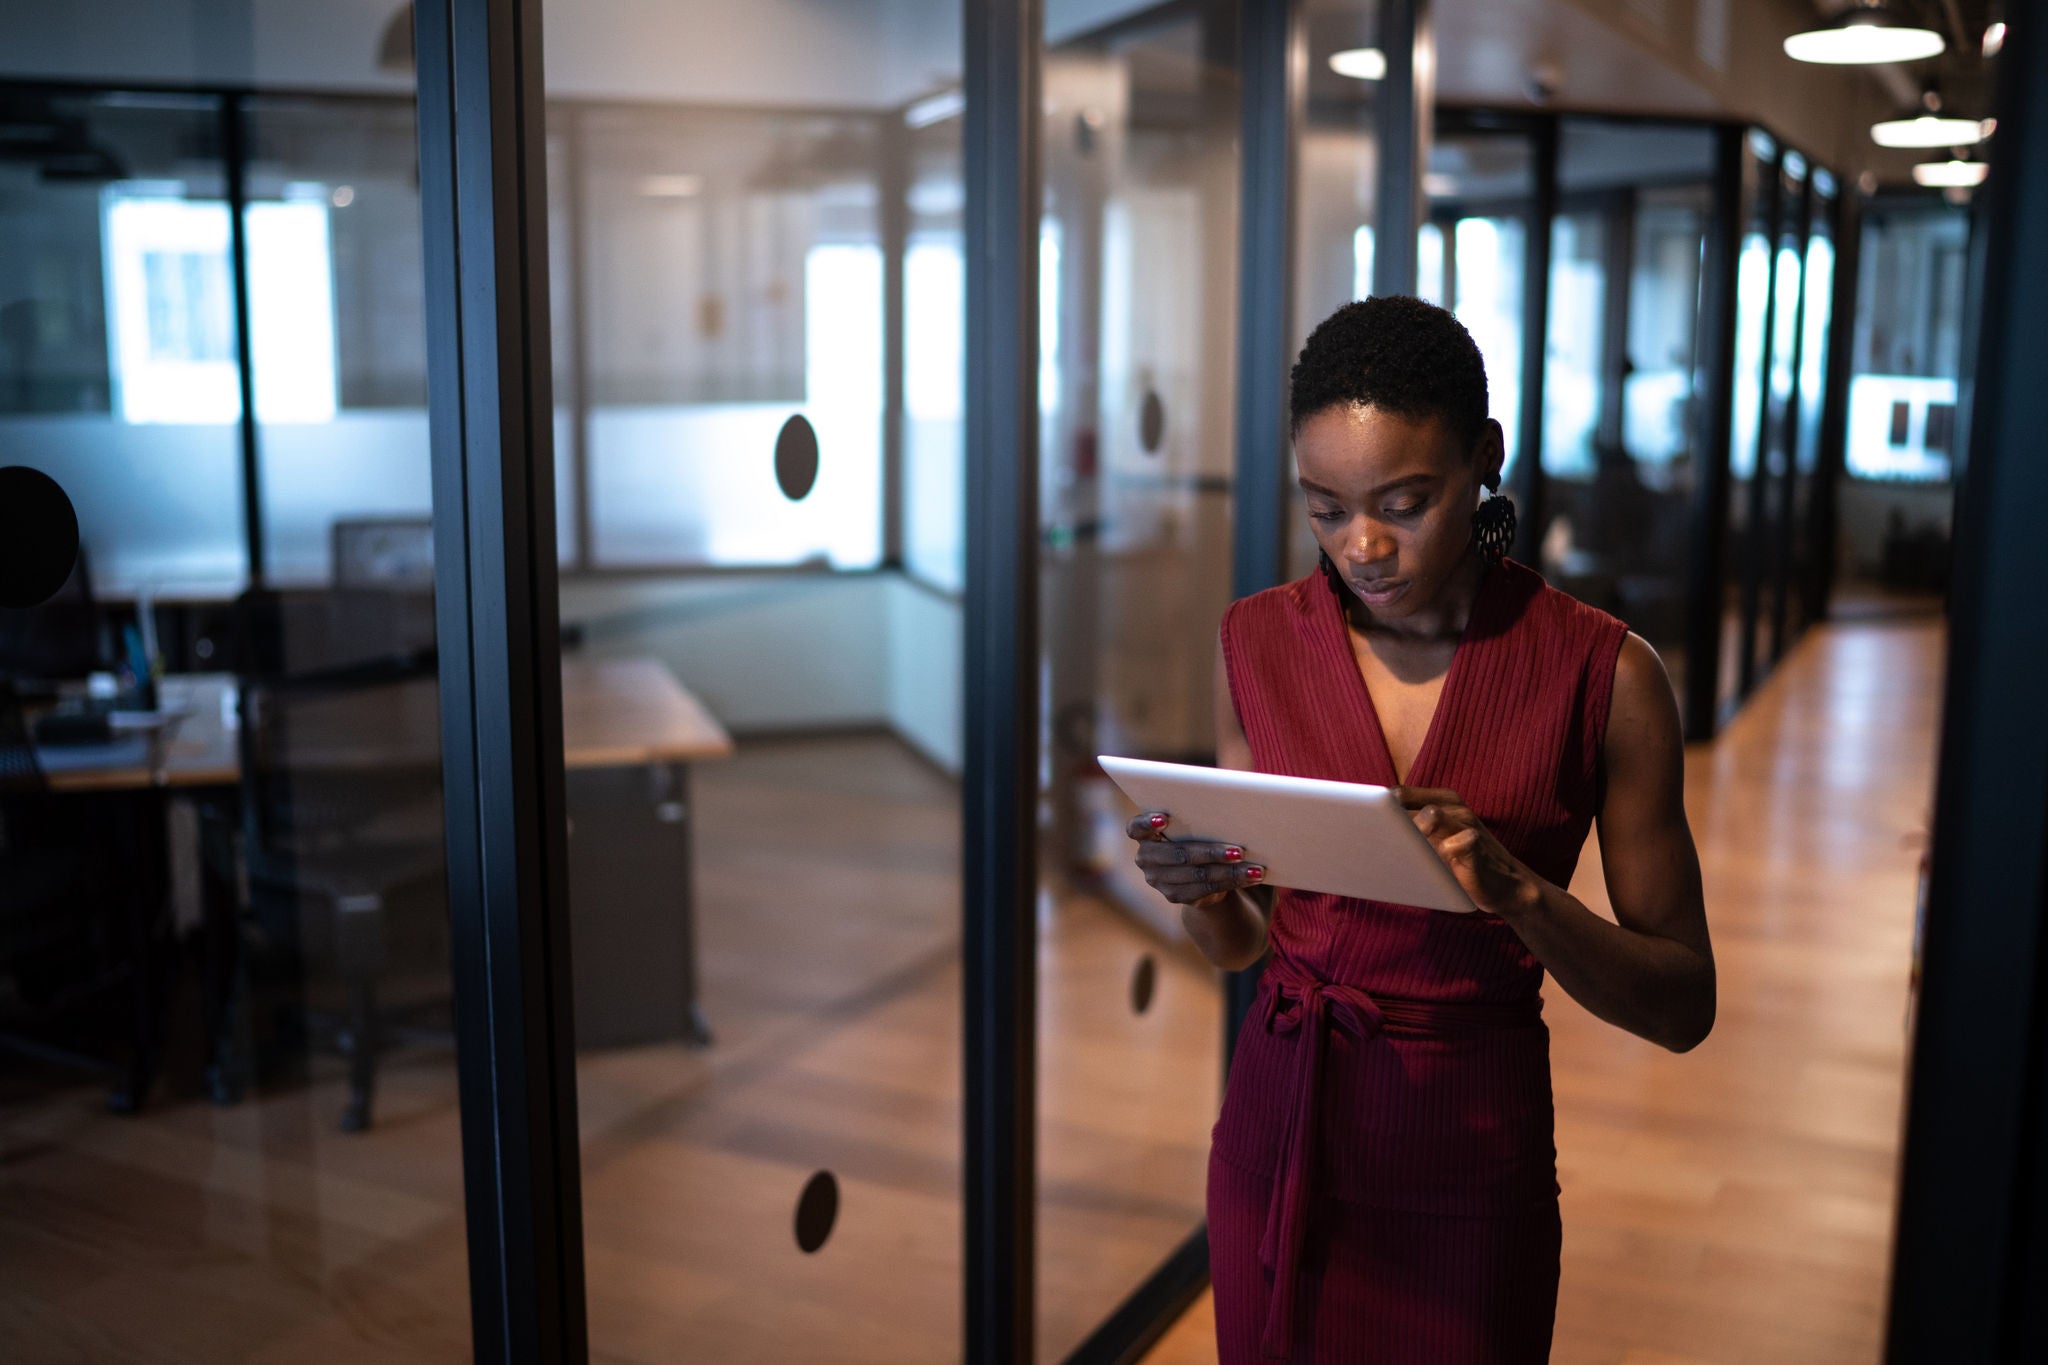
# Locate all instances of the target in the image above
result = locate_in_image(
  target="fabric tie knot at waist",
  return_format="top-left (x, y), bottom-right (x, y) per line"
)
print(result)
top-left (1254, 972), bottom-right (1386, 1360)
top-left (1250, 966), bottom-right (1543, 1360)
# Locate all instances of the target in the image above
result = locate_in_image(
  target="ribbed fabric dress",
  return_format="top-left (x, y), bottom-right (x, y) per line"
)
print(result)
top-left (1210, 556), bottom-right (1629, 1363)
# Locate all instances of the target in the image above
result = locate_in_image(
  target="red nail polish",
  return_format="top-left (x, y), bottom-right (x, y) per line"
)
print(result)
top-left (1245, 866), bottom-right (1265, 881)
top-left (1223, 846), bottom-right (1243, 862)
top-left (1148, 814), bottom-right (1167, 828)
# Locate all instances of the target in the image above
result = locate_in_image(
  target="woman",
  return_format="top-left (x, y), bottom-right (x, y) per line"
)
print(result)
top-left (1128, 296), bottom-right (1714, 1363)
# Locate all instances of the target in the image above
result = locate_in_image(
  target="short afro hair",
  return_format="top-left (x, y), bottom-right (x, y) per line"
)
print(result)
top-left (1289, 295), bottom-right (1489, 449)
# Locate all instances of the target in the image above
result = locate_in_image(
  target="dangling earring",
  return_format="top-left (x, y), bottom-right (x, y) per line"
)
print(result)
top-left (1472, 488), bottom-right (1517, 565)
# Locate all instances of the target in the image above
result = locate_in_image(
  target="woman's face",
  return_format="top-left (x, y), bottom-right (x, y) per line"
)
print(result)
top-left (1294, 402), bottom-right (1504, 621)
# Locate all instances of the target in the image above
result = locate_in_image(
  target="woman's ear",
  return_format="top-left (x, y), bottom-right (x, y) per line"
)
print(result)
top-left (1474, 418), bottom-right (1507, 492)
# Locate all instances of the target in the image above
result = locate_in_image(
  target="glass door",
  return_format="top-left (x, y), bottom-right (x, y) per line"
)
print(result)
top-left (1537, 119), bottom-right (1716, 707)
top-left (1719, 130), bottom-right (1777, 725)
top-left (536, 4), bottom-right (969, 1359)
top-left (0, 56), bottom-right (473, 1361)
top-left (1035, 2), bottom-right (1241, 1357)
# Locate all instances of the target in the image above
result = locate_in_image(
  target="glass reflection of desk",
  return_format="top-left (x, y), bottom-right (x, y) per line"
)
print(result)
top-left (35, 657), bottom-right (735, 1084)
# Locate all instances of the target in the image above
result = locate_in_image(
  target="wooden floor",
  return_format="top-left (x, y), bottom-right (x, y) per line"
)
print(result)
top-left (1, 733), bottom-right (1221, 1364)
top-left (1, 612), bottom-right (1942, 1363)
top-left (1142, 613), bottom-right (1944, 1364)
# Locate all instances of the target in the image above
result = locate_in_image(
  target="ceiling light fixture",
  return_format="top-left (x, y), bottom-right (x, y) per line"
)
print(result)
top-left (1872, 114), bottom-right (1993, 147)
top-left (1873, 89), bottom-right (1993, 149)
top-left (1329, 47), bottom-right (1387, 81)
top-left (1912, 158), bottom-right (1989, 188)
top-left (1784, 1), bottom-right (1945, 65)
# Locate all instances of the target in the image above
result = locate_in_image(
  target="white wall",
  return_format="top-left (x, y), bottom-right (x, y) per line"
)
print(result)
top-left (561, 571), bottom-right (891, 734)
top-left (559, 567), bottom-right (962, 768)
top-left (884, 575), bottom-right (963, 773)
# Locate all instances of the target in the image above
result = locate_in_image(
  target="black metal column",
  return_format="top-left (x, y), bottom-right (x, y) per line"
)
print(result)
top-left (1767, 175), bottom-right (1813, 664)
top-left (221, 94), bottom-right (265, 586)
top-left (413, 1), bottom-right (587, 1361)
top-left (1682, 124), bottom-right (1744, 743)
top-left (1371, 0), bottom-right (1433, 297)
top-left (1888, 9), bottom-right (2048, 1356)
top-left (1734, 148), bottom-right (1782, 700)
top-left (1806, 190), bottom-right (1857, 626)
top-left (880, 113), bottom-right (911, 570)
top-left (963, 0), bottom-right (1040, 1358)
top-left (1223, 0), bottom-right (1301, 1075)
top-left (561, 105), bottom-right (595, 573)
top-left (1510, 116), bottom-right (1558, 565)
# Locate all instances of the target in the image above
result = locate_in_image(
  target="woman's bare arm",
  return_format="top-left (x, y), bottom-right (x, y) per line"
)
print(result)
top-left (1409, 632), bottom-right (1714, 1051)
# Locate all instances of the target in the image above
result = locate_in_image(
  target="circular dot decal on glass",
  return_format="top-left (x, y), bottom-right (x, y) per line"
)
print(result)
top-left (0, 466), bottom-right (80, 609)
top-left (775, 413), bottom-right (821, 501)
top-left (1130, 954), bottom-right (1158, 1016)
top-left (1139, 390), bottom-right (1165, 454)
top-left (794, 1169), bottom-right (839, 1254)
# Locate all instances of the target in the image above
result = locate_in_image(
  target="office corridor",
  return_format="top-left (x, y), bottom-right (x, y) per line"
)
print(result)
top-left (1145, 611), bottom-right (1945, 1364)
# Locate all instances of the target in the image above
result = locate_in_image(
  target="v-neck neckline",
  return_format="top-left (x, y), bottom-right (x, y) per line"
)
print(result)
top-left (1329, 559), bottom-right (1496, 789)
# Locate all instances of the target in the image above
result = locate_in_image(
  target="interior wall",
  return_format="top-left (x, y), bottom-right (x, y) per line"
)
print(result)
top-left (562, 572), bottom-right (890, 734)
top-left (559, 568), bottom-right (966, 769)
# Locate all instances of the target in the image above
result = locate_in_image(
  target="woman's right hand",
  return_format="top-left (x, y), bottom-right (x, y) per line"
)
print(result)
top-left (1125, 811), bottom-right (1267, 907)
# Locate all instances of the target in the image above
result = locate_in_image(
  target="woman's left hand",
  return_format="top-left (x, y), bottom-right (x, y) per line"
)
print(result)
top-left (1393, 786), bottom-right (1545, 919)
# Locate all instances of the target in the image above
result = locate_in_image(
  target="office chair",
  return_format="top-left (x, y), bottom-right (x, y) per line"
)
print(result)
top-left (0, 681), bottom-right (157, 1110)
top-left (217, 586), bottom-right (450, 1132)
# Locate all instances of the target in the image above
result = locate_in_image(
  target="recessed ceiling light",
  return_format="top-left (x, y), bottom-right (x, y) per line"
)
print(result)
top-left (1784, 2), bottom-right (1945, 65)
top-left (1872, 115), bottom-right (1993, 148)
top-left (1911, 159), bottom-right (1989, 188)
top-left (1983, 21), bottom-right (2006, 57)
top-left (1329, 47), bottom-right (1387, 81)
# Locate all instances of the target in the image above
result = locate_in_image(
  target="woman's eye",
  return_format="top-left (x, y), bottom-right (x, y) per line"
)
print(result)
top-left (1385, 502), bottom-right (1425, 519)
top-left (1309, 507), bottom-right (1344, 523)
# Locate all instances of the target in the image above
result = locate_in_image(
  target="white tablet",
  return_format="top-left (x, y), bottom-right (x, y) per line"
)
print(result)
top-left (1097, 755), bottom-right (1478, 914)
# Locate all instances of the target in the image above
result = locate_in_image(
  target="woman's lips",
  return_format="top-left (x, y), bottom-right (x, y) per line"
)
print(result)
top-left (1353, 578), bottom-right (1407, 606)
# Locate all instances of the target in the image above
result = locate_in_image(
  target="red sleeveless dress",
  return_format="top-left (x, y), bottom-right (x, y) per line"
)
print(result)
top-left (1210, 557), bottom-right (1628, 1363)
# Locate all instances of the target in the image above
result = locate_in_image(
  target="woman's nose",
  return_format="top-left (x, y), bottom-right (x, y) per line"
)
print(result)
top-left (1342, 524), bottom-right (1394, 565)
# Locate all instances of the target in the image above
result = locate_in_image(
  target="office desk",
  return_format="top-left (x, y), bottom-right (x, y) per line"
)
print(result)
top-left (39, 657), bottom-right (733, 789)
top-left (35, 657), bottom-right (734, 1063)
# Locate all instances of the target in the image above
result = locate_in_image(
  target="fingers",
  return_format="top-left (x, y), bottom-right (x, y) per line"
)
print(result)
top-left (1125, 811), bottom-right (1171, 843)
top-left (1393, 785), bottom-right (1465, 810)
top-left (1146, 859), bottom-right (1267, 904)
top-left (1134, 837), bottom-right (1246, 870)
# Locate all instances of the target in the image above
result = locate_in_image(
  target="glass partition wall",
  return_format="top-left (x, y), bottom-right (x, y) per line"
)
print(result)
top-left (0, 73), bottom-right (474, 1362)
top-left (1035, 5), bottom-right (1238, 1357)
top-left (3, 8), bottom-right (1858, 1362)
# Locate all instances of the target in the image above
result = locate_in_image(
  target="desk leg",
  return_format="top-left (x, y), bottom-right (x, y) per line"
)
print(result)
top-left (110, 791), bottom-right (168, 1114)
top-left (664, 761), bottom-right (713, 1048)
top-left (197, 793), bottom-right (251, 1106)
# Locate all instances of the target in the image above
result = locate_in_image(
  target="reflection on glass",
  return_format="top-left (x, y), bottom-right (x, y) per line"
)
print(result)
top-left (904, 113), bottom-right (966, 591)
top-left (1721, 139), bottom-right (1777, 720)
top-left (0, 94), bottom-right (244, 592)
top-left (1293, 45), bottom-right (1380, 582)
top-left (1536, 121), bottom-right (1714, 709)
top-left (0, 64), bottom-right (469, 1362)
top-left (1036, 5), bottom-right (1235, 1356)
top-left (1845, 201), bottom-right (1968, 482)
top-left (575, 107), bottom-right (885, 568)
top-left (544, 2), bottom-right (966, 1360)
top-left (1427, 130), bottom-right (1532, 480)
